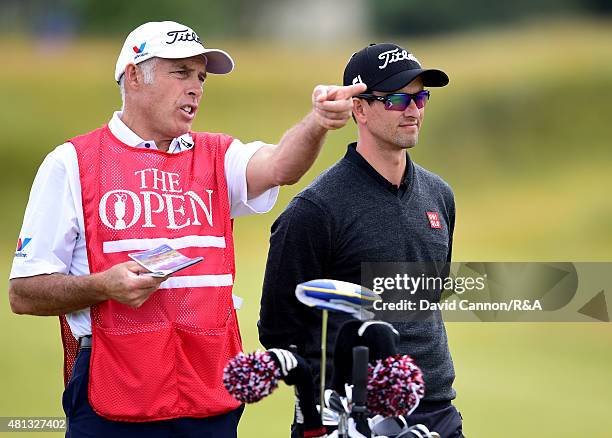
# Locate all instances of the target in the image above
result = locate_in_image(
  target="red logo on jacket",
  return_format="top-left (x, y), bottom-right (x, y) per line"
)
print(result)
top-left (426, 212), bottom-right (441, 229)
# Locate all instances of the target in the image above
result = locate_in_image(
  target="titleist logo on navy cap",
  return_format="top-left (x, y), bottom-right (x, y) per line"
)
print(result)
top-left (343, 42), bottom-right (449, 91)
top-left (377, 48), bottom-right (421, 70)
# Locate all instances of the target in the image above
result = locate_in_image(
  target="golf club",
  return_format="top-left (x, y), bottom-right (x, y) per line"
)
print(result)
top-left (295, 279), bottom-right (380, 423)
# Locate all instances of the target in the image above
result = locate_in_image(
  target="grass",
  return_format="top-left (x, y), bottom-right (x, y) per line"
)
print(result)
top-left (1, 17), bottom-right (612, 437)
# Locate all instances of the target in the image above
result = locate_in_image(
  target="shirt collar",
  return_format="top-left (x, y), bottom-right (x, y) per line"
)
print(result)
top-left (108, 111), bottom-right (194, 153)
top-left (344, 142), bottom-right (412, 196)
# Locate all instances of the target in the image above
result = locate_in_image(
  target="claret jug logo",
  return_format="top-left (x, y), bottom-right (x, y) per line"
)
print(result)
top-left (99, 168), bottom-right (214, 231)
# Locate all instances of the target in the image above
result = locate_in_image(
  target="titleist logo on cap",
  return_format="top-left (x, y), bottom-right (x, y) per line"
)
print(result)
top-left (166, 29), bottom-right (201, 45)
top-left (378, 48), bottom-right (421, 70)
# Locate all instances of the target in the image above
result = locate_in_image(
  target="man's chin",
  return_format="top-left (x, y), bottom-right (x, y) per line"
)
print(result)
top-left (173, 122), bottom-right (194, 137)
top-left (406, 134), bottom-right (418, 148)
top-left (395, 136), bottom-right (418, 149)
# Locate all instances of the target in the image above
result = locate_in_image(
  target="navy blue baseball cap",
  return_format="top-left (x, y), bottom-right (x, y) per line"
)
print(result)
top-left (343, 43), bottom-right (449, 92)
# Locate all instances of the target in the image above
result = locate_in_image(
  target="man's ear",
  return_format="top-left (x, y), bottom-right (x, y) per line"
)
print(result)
top-left (123, 63), bottom-right (140, 91)
top-left (352, 98), bottom-right (368, 125)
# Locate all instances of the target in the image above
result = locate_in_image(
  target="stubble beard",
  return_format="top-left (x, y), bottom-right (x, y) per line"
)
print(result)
top-left (392, 130), bottom-right (419, 150)
top-left (370, 121), bottom-right (419, 151)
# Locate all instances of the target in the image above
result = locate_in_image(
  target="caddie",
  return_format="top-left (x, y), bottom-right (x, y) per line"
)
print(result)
top-left (8, 20), bottom-right (365, 437)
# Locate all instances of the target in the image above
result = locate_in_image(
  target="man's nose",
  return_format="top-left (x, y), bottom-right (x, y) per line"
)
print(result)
top-left (403, 98), bottom-right (420, 116)
top-left (187, 80), bottom-right (203, 99)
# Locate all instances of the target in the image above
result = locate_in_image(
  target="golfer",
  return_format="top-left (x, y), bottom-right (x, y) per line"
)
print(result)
top-left (259, 43), bottom-right (464, 437)
top-left (8, 20), bottom-right (365, 437)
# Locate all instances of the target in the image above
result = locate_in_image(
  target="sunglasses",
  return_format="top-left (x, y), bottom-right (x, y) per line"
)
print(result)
top-left (357, 90), bottom-right (430, 111)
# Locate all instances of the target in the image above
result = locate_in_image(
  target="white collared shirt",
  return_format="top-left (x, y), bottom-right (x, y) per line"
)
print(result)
top-left (108, 112), bottom-right (195, 153)
top-left (10, 113), bottom-right (279, 337)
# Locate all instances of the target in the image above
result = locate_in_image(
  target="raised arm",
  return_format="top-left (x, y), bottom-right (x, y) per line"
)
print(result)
top-left (245, 83), bottom-right (366, 198)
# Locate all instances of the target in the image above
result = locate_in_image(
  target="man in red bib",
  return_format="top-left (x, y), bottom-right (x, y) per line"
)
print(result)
top-left (8, 20), bottom-right (365, 437)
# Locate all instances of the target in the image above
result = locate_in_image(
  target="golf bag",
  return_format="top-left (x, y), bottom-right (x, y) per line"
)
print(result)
top-left (223, 319), bottom-right (440, 437)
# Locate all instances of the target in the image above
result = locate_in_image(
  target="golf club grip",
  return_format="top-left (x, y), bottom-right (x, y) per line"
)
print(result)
top-left (352, 346), bottom-right (368, 406)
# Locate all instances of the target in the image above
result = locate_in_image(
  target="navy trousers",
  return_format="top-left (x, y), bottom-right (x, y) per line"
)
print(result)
top-left (62, 348), bottom-right (244, 438)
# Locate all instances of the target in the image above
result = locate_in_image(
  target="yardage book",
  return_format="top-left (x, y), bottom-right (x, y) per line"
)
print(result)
top-left (128, 244), bottom-right (203, 277)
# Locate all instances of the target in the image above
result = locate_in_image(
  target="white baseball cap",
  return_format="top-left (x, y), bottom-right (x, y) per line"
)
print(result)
top-left (114, 21), bottom-right (234, 82)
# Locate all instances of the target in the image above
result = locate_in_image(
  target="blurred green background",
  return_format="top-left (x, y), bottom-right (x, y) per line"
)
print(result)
top-left (1, 1), bottom-right (612, 437)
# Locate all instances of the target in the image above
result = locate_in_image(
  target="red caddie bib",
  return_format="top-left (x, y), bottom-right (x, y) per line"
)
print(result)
top-left (71, 125), bottom-right (242, 421)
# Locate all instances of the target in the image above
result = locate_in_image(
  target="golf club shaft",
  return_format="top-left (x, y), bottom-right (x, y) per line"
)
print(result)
top-left (320, 309), bottom-right (328, 424)
top-left (352, 346), bottom-right (370, 436)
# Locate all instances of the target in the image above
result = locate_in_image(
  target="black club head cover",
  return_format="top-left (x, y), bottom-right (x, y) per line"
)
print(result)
top-left (330, 319), bottom-right (399, 395)
top-left (268, 349), bottom-right (327, 437)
